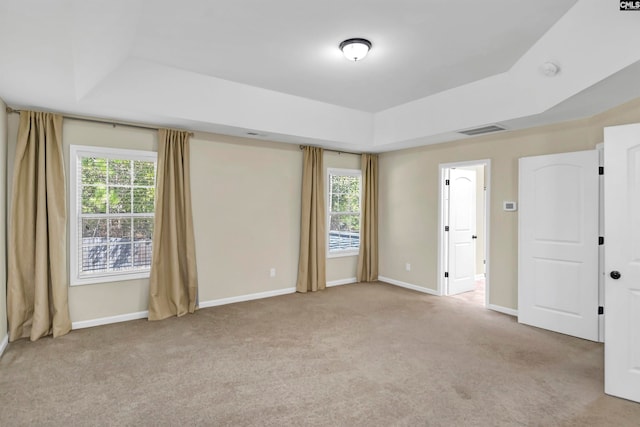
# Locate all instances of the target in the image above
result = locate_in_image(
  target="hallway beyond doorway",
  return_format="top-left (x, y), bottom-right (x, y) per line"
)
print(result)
top-left (450, 277), bottom-right (485, 306)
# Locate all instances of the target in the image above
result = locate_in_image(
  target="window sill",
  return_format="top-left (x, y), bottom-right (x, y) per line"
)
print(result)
top-left (70, 271), bottom-right (151, 286)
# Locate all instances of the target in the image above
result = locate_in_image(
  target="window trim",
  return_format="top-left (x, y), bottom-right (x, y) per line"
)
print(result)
top-left (69, 145), bottom-right (157, 286)
top-left (326, 167), bottom-right (362, 258)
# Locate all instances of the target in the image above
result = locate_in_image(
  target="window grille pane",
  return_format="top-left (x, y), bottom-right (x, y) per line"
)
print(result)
top-left (348, 215), bottom-right (360, 232)
top-left (329, 230), bottom-right (360, 251)
top-left (134, 160), bottom-right (155, 186)
top-left (82, 185), bottom-right (107, 214)
top-left (349, 196), bottom-right (360, 213)
top-left (109, 243), bottom-right (133, 270)
top-left (108, 159), bottom-right (132, 185)
top-left (133, 217), bottom-right (154, 241)
top-left (109, 218), bottom-right (131, 242)
top-left (133, 187), bottom-right (155, 213)
top-left (108, 187), bottom-right (132, 213)
top-left (82, 245), bottom-right (108, 272)
top-left (133, 242), bottom-right (153, 267)
top-left (329, 193), bottom-right (340, 212)
top-left (331, 214), bottom-right (359, 233)
top-left (82, 218), bottom-right (107, 242)
top-left (81, 157), bottom-right (107, 184)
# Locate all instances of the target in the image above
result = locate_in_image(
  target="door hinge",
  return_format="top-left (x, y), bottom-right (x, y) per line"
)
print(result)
top-left (599, 236), bottom-right (604, 245)
top-left (444, 272), bottom-right (449, 278)
top-left (598, 306), bottom-right (604, 315)
top-left (445, 226), bottom-right (450, 232)
top-left (599, 166), bottom-right (604, 175)
top-left (445, 179), bottom-right (450, 186)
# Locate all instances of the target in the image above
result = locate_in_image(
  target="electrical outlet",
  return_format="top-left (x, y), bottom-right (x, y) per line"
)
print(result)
top-left (405, 263), bottom-right (411, 271)
top-left (270, 268), bottom-right (276, 278)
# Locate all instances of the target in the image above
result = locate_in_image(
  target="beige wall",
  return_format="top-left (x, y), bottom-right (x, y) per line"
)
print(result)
top-left (6, 115), bottom-right (361, 324)
top-left (379, 96), bottom-right (640, 311)
top-left (0, 100), bottom-right (7, 345)
top-left (189, 133), bottom-right (302, 301)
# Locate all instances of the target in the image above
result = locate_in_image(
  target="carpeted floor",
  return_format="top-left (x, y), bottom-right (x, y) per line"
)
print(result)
top-left (1, 282), bottom-right (639, 426)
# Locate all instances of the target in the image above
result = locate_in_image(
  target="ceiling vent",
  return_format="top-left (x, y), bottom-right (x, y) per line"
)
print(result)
top-left (458, 124), bottom-right (506, 136)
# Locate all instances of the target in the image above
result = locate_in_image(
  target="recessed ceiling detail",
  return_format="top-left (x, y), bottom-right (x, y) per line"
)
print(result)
top-left (1, 0), bottom-right (639, 153)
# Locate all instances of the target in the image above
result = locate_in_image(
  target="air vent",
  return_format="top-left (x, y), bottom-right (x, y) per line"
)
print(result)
top-left (458, 124), bottom-right (506, 136)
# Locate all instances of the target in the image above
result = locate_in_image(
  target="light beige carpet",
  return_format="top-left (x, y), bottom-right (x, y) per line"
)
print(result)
top-left (1, 282), bottom-right (639, 426)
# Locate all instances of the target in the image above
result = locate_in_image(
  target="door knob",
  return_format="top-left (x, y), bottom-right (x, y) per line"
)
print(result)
top-left (472, 235), bottom-right (477, 239)
top-left (610, 271), bottom-right (621, 280)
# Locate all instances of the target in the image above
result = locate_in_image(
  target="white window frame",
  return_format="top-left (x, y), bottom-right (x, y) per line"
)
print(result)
top-left (70, 145), bottom-right (157, 286)
top-left (327, 168), bottom-right (362, 258)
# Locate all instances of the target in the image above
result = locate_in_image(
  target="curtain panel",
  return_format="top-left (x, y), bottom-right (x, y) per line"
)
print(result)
top-left (357, 153), bottom-right (379, 282)
top-left (8, 111), bottom-right (71, 341)
top-left (148, 129), bottom-right (198, 320)
top-left (296, 146), bottom-right (326, 292)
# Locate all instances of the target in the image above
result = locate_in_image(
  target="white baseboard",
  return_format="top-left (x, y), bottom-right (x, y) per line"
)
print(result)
top-left (475, 274), bottom-right (486, 280)
top-left (72, 311), bottom-right (149, 330)
top-left (0, 334), bottom-right (8, 358)
top-left (199, 287), bottom-right (296, 309)
top-left (378, 276), bottom-right (440, 296)
top-left (488, 304), bottom-right (518, 317)
top-left (71, 288), bottom-right (297, 330)
top-left (327, 277), bottom-right (358, 287)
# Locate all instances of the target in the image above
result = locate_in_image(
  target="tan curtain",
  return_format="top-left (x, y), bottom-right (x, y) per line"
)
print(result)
top-left (7, 111), bottom-right (71, 341)
top-left (148, 129), bottom-right (198, 320)
top-left (357, 153), bottom-right (379, 282)
top-left (296, 146), bottom-right (326, 292)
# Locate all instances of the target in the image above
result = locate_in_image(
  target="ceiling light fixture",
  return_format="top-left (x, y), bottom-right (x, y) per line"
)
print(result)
top-left (339, 38), bottom-right (371, 62)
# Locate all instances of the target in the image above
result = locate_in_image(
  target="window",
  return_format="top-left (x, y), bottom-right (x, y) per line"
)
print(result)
top-left (327, 168), bottom-right (362, 257)
top-left (70, 145), bottom-right (157, 285)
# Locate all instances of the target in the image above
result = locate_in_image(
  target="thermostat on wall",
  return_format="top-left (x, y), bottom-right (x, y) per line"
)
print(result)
top-left (503, 201), bottom-right (517, 211)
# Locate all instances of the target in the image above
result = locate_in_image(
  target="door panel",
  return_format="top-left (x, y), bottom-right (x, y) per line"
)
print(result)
top-left (448, 168), bottom-right (476, 295)
top-left (533, 258), bottom-right (581, 315)
top-left (604, 123), bottom-right (640, 403)
top-left (518, 150), bottom-right (599, 341)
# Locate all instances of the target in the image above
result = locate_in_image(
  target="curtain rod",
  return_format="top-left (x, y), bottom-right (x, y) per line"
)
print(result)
top-left (299, 145), bottom-right (361, 156)
top-left (5, 107), bottom-right (194, 137)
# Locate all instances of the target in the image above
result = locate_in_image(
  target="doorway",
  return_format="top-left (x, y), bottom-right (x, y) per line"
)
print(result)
top-left (438, 159), bottom-right (491, 307)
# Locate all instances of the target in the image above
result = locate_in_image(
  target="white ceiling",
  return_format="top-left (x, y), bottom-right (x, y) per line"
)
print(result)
top-left (131, 0), bottom-right (575, 112)
top-left (1, 0), bottom-right (639, 152)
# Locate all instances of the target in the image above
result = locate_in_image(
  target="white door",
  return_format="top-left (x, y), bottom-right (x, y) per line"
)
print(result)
top-left (604, 123), bottom-right (640, 403)
top-left (518, 150), bottom-right (599, 341)
top-left (447, 168), bottom-right (477, 295)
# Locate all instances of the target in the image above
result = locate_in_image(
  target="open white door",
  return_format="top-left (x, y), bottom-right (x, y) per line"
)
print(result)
top-left (447, 168), bottom-right (476, 295)
top-left (604, 123), bottom-right (640, 403)
top-left (518, 150), bottom-right (599, 341)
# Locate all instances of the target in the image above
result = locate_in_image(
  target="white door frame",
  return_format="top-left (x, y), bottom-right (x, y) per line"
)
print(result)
top-left (438, 159), bottom-right (491, 307)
